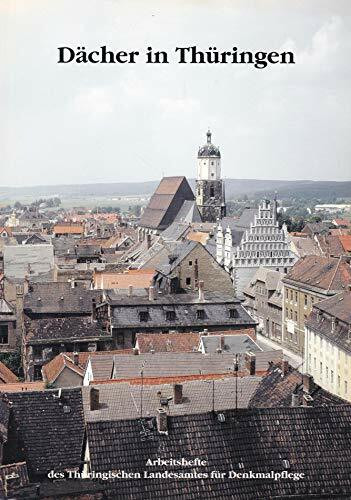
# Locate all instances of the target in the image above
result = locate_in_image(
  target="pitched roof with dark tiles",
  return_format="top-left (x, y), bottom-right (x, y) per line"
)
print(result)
top-left (306, 292), bottom-right (351, 351)
top-left (24, 316), bottom-right (110, 342)
top-left (248, 363), bottom-right (348, 408)
top-left (24, 282), bottom-right (97, 315)
top-left (5, 388), bottom-right (85, 476)
top-left (86, 405), bottom-right (351, 499)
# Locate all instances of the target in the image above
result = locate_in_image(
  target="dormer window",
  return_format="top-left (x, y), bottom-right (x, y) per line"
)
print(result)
top-left (197, 309), bottom-right (205, 320)
top-left (229, 309), bottom-right (239, 319)
top-left (166, 311), bottom-right (176, 321)
top-left (139, 311), bottom-right (149, 322)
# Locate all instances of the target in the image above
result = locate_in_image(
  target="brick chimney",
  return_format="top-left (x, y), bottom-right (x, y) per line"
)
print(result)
top-left (156, 408), bottom-right (168, 434)
top-left (303, 373), bottom-right (314, 394)
top-left (281, 359), bottom-right (289, 376)
top-left (90, 387), bottom-right (100, 411)
top-left (198, 280), bottom-right (204, 302)
top-left (148, 285), bottom-right (155, 301)
top-left (173, 384), bottom-right (183, 404)
top-left (245, 352), bottom-right (256, 375)
top-left (220, 335), bottom-right (225, 350)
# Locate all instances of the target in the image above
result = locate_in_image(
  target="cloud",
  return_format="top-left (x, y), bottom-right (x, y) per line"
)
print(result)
top-left (72, 87), bottom-right (115, 116)
top-left (158, 97), bottom-right (200, 113)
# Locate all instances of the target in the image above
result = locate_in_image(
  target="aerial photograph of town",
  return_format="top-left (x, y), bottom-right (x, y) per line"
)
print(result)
top-left (1, 0), bottom-right (351, 499)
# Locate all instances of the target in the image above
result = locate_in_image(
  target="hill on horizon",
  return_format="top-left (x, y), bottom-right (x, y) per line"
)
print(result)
top-left (0, 178), bottom-right (350, 201)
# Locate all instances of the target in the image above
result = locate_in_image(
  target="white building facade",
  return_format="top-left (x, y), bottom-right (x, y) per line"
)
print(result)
top-left (217, 199), bottom-right (298, 296)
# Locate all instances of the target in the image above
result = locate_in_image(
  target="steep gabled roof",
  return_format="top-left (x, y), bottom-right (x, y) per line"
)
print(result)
top-left (140, 177), bottom-right (195, 230)
top-left (5, 388), bottom-right (85, 476)
top-left (0, 361), bottom-right (18, 384)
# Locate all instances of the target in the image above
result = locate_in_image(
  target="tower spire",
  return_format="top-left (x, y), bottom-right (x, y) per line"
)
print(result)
top-left (207, 129), bottom-right (211, 144)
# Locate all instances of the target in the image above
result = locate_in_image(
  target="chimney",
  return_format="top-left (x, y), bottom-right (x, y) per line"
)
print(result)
top-left (70, 279), bottom-right (75, 289)
top-left (90, 387), bottom-right (100, 411)
top-left (291, 389), bottom-right (299, 407)
top-left (303, 393), bottom-right (314, 407)
top-left (128, 285), bottom-right (133, 297)
top-left (198, 280), bottom-right (204, 302)
top-left (220, 335), bottom-right (225, 350)
top-left (73, 352), bottom-right (79, 365)
top-left (281, 359), bottom-right (289, 376)
top-left (202, 329), bottom-right (208, 336)
top-left (156, 408), bottom-right (168, 434)
top-left (173, 384), bottom-right (183, 404)
top-left (148, 285), bottom-right (155, 301)
top-left (92, 298), bottom-right (97, 321)
top-left (303, 373), bottom-right (314, 395)
top-left (245, 352), bottom-right (256, 375)
top-left (331, 317), bottom-right (336, 332)
top-left (146, 234), bottom-right (152, 249)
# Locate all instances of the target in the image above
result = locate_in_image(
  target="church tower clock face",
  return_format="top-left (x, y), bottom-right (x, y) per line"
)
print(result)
top-left (195, 130), bottom-right (226, 223)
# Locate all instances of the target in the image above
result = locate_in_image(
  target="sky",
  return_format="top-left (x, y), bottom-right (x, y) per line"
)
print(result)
top-left (1, 0), bottom-right (351, 186)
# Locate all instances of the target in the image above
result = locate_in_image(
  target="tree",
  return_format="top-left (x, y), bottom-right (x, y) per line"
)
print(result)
top-left (0, 348), bottom-right (23, 378)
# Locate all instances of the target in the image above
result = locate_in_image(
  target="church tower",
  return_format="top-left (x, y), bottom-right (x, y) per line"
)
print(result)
top-left (196, 130), bottom-right (226, 222)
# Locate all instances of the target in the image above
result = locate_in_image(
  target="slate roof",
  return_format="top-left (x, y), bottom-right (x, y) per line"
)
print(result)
top-left (249, 363), bottom-right (347, 408)
top-left (140, 177), bottom-right (195, 231)
top-left (283, 255), bottom-right (351, 293)
top-left (0, 397), bottom-right (10, 444)
top-left (173, 200), bottom-right (201, 224)
top-left (110, 301), bottom-right (254, 330)
top-left (3, 244), bottom-right (54, 280)
top-left (5, 388), bottom-right (85, 476)
top-left (306, 292), bottom-right (351, 352)
top-left (83, 376), bottom-right (262, 421)
top-left (24, 282), bottom-right (96, 314)
top-left (136, 332), bottom-right (201, 353)
top-left (86, 405), bottom-right (351, 499)
top-left (24, 316), bottom-right (109, 343)
top-left (112, 351), bottom-right (282, 380)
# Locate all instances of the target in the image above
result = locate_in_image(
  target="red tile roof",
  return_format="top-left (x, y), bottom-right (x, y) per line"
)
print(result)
top-left (0, 381), bottom-right (45, 392)
top-left (339, 235), bottom-right (351, 253)
top-left (285, 255), bottom-right (351, 292)
top-left (0, 361), bottom-right (18, 384)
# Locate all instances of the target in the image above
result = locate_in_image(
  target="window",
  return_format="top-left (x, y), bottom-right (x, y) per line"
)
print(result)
top-left (0, 325), bottom-right (8, 344)
top-left (139, 311), bottom-right (149, 322)
top-left (304, 294), bottom-right (308, 307)
top-left (34, 365), bottom-right (42, 381)
top-left (295, 292), bottom-right (298, 302)
top-left (197, 309), bottom-right (205, 320)
top-left (345, 381), bottom-right (348, 395)
top-left (185, 277), bottom-right (191, 286)
top-left (294, 311), bottom-right (297, 322)
top-left (210, 186), bottom-right (215, 198)
top-left (166, 311), bottom-right (176, 321)
top-left (188, 260), bottom-right (193, 266)
top-left (320, 362), bottom-right (323, 374)
top-left (331, 370), bottom-right (334, 383)
top-left (326, 366), bottom-right (328, 380)
top-left (33, 346), bottom-right (42, 357)
top-left (314, 357), bottom-right (316, 369)
top-left (229, 309), bottom-right (238, 319)
top-left (338, 375), bottom-right (340, 389)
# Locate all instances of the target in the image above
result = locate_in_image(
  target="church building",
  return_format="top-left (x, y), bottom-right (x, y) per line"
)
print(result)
top-left (196, 130), bottom-right (226, 222)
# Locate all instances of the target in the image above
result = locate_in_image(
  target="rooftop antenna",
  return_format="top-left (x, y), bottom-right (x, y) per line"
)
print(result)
top-left (140, 360), bottom-right (146, 418)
